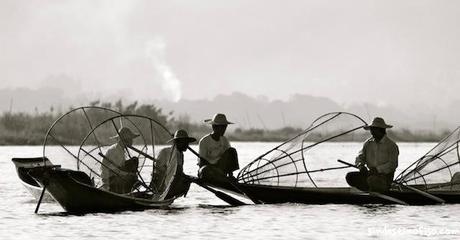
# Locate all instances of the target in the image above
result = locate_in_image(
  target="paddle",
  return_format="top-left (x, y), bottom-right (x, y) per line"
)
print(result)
top-left (186, 146), bottom-right (262, 204)
top-left (337, 160), bottom-right (408, 205)
top-left (35, 185), bottom-right (46, 214)
top-left (34, 167), bottom-right (52, 214)
top-left (185, 175), bottom-right (246, 206)
top-left (127, 145), bottom-right (155, 161)
top-left (128, 145), bottom-right (246, 206)
top-left (338, 160), bottom-right (444, 204)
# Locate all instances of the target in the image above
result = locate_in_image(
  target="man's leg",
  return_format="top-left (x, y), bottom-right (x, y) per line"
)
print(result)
top-left (346, 171), bottom-right (369, 191)
top-left (121, 157), bottom-right (140, 192)
top-left (367, 173), bottom-right (394, 193)
top-left (198, 165), bottom-right (228, 183)
top-left (217, 148), bottom-right (239, 177)
top-left (165, 175), bottom-right (192, 199)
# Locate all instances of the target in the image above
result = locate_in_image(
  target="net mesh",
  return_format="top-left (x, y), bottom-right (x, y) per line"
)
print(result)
top-left (396, 127), bottom-right (460, 190)
top-left (42, 107), bottom-right (174, 198)
top-left (237, 112), bottom-right (368, 187)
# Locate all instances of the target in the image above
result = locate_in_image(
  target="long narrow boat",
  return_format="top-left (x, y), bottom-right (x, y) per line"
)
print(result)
top-left (200, 179), bottom-right (460, 205)
top-left (15, 107), bottom-right (185, 214)
top-left (28, 166), bottom-right (173, 213)
top-left (200, 112), bottom-right (460, 205)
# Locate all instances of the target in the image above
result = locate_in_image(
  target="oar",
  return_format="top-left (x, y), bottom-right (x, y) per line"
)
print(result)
top-left (337, 160), bottom-right (408, 205)
top-left (187, 146), bottom-right (261, 204)
top-left (185, 175), bottom-right (246, 206)
top-left (338, 160), bottom-right (444, 204)
top-left (35, 185), bottom-right (47, 214)
top-left (34, 167), bottom-right (52, 214)
top-left (128, 145), bottom-right (246, 206)
top-left (396, 182), bottom-right (445, 204)
top-left (127, 145), bottom-right (155, 161)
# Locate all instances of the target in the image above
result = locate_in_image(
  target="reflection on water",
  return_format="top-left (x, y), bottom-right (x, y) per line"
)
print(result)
top-left (359, 204), bottom-right (399, 215)
top-left (1, 143), bottom-right (460, 239)
top-left (202, 206), bottom-right (239, 216)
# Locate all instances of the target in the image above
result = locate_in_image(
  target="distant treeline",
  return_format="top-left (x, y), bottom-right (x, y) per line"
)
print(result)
top-left (0, 100), bottom-right (451, 145)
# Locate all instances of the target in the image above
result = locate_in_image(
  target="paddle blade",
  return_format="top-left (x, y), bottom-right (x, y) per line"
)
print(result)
top-left (370, 191), bottom-right (408, 205)
top-left (214, 190), bottom-right (246, 206)
top-left (191, 179), bottom-right (246, 206)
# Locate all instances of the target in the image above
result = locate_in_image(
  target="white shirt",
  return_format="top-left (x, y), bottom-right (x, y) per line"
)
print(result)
top-left (101, 143), bottom-right (127, 182)
top-left (198, 134), bottom-right (231, 164)
top-left (355, 135), bottom-right (399, 174)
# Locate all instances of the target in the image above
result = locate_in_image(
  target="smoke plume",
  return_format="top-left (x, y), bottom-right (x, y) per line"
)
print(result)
top-left (146, 38), bottom-right (182, 101)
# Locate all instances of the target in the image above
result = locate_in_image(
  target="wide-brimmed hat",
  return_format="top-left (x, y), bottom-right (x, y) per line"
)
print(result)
top-left (167, 129), bottom-right (196, 143)
top-left (204, 113), bottom-right (233, 125)
top-left (364, 117), bottom-right (393, 130)
top-left (111, 127), bottom-right (140, 140)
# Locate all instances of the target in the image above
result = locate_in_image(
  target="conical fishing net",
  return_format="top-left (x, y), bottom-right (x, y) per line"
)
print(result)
top-left (396, 127), bottom-right (460, 190)
top-left (237, 112), bottom-right (368, 188)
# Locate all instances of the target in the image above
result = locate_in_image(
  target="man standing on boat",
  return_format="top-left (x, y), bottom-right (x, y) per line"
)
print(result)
top-left (346, 117), bottom-right (399, 193)
top-left (101, 127), bottom-right (140, 194)
top-left (198, 113), bottom-right (240, 182)
top-left (151, 129), bottom-right (195, 200)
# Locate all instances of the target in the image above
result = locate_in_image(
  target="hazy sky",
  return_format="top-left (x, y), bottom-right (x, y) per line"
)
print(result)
top-left (1, 0), bottom-right (460, 107)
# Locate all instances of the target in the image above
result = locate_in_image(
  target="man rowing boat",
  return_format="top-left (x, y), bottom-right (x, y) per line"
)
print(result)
top-left (101, 127), bottom-right (140, 194)
top-left (151, 129), bottom-right (195, 200)
top-left (346, 117), bottom-right (399, 193)
top-left (197, 113), bottom-right (240, 182)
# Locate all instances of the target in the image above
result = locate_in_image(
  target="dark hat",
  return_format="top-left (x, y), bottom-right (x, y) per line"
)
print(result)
top-left (167, 129), bottom-right (196, 143)
top-left (364, 117), bottom-right (393, 130)
top-left (204, 113), bottom-right (234, 125)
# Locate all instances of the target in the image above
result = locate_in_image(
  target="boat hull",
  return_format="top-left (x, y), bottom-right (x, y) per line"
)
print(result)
top-left (11, 157), bottom-right (54, 202)
top-left (28, 167), bottom-right (173, 214)
top-left (202, 180), bottom-right (460, 205)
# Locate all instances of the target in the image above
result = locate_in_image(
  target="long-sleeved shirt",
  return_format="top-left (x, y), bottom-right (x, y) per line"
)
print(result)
top-left (153, 146), bottom-right (181, 193)
top-left (355, 135), bottom-right (399, 174)
top-left (101, 143), bottom-right (128, 183)
top-left (153, 146), bottom-right (189, 200)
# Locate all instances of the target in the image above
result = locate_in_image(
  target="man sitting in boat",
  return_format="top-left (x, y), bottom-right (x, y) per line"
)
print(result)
top-left (101, 127), bottom-right (140, 194)
top-left (346, 117), bottom-right (399, 193)
top-left (151, 129), bottom-right (195, 200)
top-left (197, 113), bottom-right (239, 182)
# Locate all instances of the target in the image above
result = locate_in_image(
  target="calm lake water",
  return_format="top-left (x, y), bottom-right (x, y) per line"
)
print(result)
top-left (1, 142), bottom-right (459, 240)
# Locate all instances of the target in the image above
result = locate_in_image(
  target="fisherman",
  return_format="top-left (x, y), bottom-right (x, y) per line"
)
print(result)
top-left (198, 113), bottom-right (239, 182)
top-left (151, 129), bottom-right (195, 199)
top-left (346, 117), bottom-right (399, 193)
top-left (101, 127), bottom-right (140, 194)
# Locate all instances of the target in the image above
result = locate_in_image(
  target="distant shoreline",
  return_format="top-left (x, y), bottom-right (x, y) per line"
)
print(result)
top-left (0, 129), bottom-right (447, 146)
top-left (0, 100), bottom-right (450, 145)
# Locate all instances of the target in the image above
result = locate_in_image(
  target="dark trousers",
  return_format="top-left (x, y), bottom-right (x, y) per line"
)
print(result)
top-left (346, 171), bottom-right (394, 193)
top-left (198, 148), bottom-right (239, 182)
top-left (164, 174), bottom-right (191, 199)
top-left (215, 147), bottom-right (239, 175)
top-left (109, 157), bottom-right (139, 194)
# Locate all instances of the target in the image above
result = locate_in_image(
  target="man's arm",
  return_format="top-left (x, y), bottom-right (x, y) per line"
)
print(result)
top-left (355, 141), bottom-right (368, 169)
top-left (153, 149), bottom-right (168, 191)
top-left (101, 148), bottom-right (128, 177)
top-left (198, 138), bottom-right (210, 167)
top-left (376, 143), bottom-right (399, 174)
